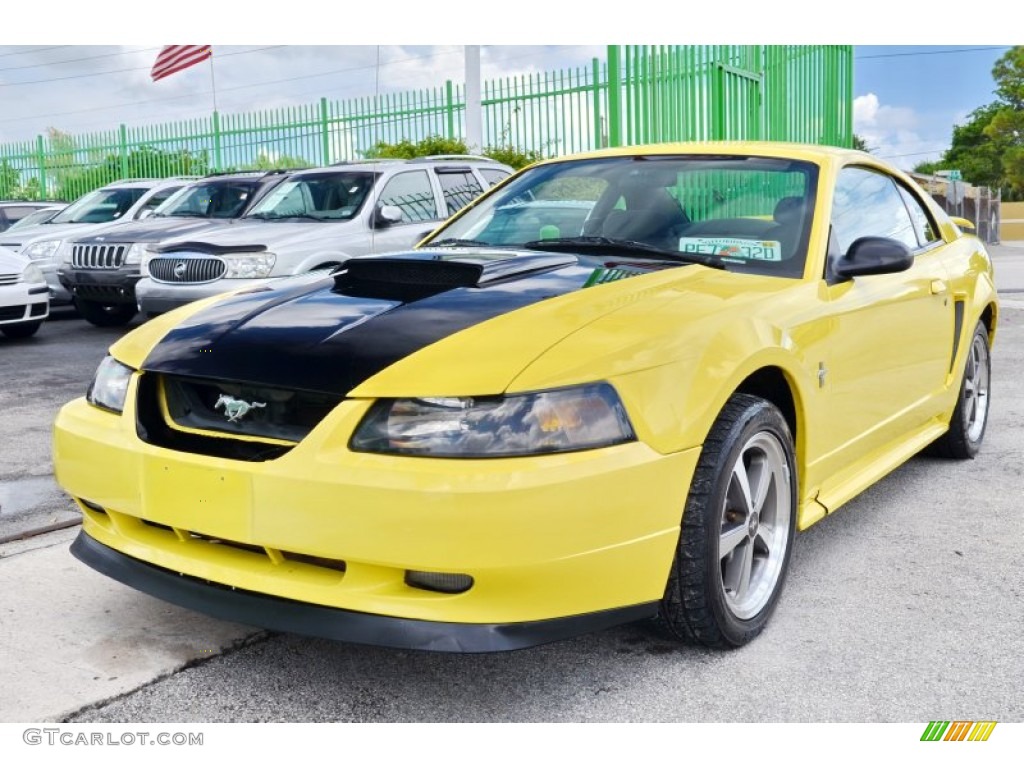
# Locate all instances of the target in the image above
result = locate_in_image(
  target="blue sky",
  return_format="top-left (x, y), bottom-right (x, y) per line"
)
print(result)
top-left (853, 45), bottom-right (1009, 168)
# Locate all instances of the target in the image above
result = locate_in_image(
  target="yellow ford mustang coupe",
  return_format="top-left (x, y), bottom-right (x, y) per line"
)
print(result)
top-left (54, 142), bottom-right (997, 652)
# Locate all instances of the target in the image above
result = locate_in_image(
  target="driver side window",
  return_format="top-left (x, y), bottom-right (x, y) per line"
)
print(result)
top-left (832, 167), bottom-right (918, 254)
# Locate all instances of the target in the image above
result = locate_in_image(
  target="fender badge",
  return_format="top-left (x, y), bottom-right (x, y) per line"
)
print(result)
top-left (215, 394), bottom-right (267, 422)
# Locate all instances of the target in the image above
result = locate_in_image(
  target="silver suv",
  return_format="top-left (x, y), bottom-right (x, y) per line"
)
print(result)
top-left (5, 178), bottom-right (194, 304)
top-left (134, 156), bottom-right (513, 315)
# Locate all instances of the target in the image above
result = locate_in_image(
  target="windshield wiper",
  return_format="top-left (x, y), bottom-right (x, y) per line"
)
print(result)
top-left (521, 236), bottom-right (725, 269)
top-left (246, 212), bottom-right (323, 221)
top-left (427, 238), bottom-right (495, 248)
top-left (166, 212), bottom-right (209, 218)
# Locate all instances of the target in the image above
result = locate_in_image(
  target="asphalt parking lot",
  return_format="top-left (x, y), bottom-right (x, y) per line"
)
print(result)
top-left (1, 245), bottom-right (1023, 723)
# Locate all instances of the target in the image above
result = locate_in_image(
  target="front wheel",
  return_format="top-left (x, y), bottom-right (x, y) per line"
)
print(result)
top-left (75, 298), bottom-right (137, 328)
top-left (658, 394), bottom-right (797, 648)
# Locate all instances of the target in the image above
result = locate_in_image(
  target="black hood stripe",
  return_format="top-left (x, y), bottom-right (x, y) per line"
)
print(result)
top-left (142, 259), bottom-right (654, 396)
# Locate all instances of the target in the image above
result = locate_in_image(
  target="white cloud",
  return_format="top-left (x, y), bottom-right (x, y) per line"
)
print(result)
top-left (853, 92), bottom-right (947, 170)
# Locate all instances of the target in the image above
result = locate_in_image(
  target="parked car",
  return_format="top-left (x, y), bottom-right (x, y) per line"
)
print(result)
top-left (0, 245), bottom-right (48, 338)
top-left (4, 178), bottom-right (194, 305)
top-left (134, 156), bottom-right (513, 315)
top-left (4, 204), bottom-right (68, 232)
top-left (57, 171), bottom-right (294, 327)
top-left (54, 141), bottom-right (997, 652)
top-left (0, 201), bottom-right (66, 233)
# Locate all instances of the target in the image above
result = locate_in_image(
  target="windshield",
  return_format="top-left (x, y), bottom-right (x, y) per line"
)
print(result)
top-left (426, 155), bottom-right (819, 277)
top-left (6, 207), bottom-right (63, 231)
top-left (244, 172), bottom-right (374, 221)
top-left (154, 180), bottom-right (260, 219)
top-left (51, 187), bottom-right (147, 224)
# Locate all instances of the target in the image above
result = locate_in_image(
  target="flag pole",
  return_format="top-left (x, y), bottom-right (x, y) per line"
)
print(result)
top-left (209, 48), bottom-right (221, 171)
top-left (209, 48), bottom-right (219, 114)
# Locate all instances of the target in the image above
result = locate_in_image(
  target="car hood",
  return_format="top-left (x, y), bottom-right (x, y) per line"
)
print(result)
top-left (73, 218), bottom-right (237, 245)
top-left (117, 249), bottom-right (792, 398)
top-left (1, 222), bottom-right (117, 250)
top-left (155, 218), bottom-right (363, 253)
top-left (0, 245), bottom-right (31, 273)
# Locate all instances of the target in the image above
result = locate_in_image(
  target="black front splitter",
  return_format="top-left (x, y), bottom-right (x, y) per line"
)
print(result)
top-left (71, 531), bottom-right (659, 653)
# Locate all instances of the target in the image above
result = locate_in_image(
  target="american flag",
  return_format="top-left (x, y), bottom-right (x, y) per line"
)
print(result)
top-left (151, 46), bottom-right (212, 82)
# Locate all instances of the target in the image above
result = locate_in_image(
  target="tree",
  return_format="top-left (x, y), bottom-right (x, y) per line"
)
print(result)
top-left (364, 135), bottom-right (544, 169)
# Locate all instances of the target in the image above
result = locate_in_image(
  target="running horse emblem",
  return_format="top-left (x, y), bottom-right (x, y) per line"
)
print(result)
top-left (215, 394), bottom-right (267, 423)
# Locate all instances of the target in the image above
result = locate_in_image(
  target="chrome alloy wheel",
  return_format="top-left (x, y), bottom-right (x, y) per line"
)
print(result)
top-left (719, 432), bottom-right (792, 620)
top-left (963, 331), bottom-right (990, 443)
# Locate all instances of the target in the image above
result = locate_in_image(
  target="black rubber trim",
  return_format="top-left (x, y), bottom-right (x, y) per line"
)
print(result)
top-left (71, 531), bottom-right (658, 653)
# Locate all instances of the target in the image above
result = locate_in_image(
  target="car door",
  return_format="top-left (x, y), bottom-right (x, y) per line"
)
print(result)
top-left (363, 169), bottom-right (444, 254)
top-left (816, 165), bottom-right (953, 483)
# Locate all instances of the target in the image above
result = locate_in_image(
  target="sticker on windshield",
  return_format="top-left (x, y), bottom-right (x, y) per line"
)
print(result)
top-left (677, 237), bottom-right (782, 261)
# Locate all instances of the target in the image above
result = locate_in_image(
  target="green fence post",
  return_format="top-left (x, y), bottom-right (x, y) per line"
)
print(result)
top-left (35, 135), bottom-right (47, 200)
top-left (445, 80), bottom-right (455, 140)
top-left (607, 45), bottom-right (621, 147)
top-left (320, 97), bottom-right (331, 164)
top-left (118, 124), bottom-right (129, 180)
top-left (212, 111), bottom-right (223, 171)
top-left (592, 58), bottom-right (602, 149)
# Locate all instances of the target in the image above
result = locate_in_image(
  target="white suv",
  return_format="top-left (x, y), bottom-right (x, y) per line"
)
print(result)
top-left (135, 157), bottom-right (512, 315)
top-left (4, 178), bottom-right (194, 304)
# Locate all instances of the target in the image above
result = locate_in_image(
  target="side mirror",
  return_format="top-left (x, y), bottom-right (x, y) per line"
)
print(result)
top-left (832, 236), bottom-right (913, 279)
top-left (374, 205), bottom-right (403, 227)
top-left (949, 216), bottom-right (976, 234)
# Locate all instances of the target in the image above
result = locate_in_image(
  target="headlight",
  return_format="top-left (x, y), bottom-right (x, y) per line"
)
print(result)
top-left (350, 383), bottom-right (635, 457)
top-left (140, 247), bottom-right (159, 276)
top-left (86, 356), bottom-right (134, 414)
top-left (20, 263), bottom-right (45, 284)
top-left (222, 252), bottom-right (276, 279)
top-left (123, 243), bottom-right (147, 266)
top-left (23, 239), bottom-right (61, 262)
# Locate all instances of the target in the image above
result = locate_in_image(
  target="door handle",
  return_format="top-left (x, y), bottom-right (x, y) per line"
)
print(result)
top-left (930, 279), bottom-right (947, 295)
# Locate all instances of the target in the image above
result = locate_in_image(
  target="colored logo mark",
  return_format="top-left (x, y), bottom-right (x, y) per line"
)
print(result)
top-left (921, 721), bottom-right (997, 742)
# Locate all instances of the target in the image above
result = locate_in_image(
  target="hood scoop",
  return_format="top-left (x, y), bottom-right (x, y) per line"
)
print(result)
top-left (333, 253), bottom-right (577, 301)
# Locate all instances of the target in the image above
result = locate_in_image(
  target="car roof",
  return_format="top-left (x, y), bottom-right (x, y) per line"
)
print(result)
top-left (325, 155), bottom-right (512, 172)
top-left (537, 141), bottom-right (870, 167)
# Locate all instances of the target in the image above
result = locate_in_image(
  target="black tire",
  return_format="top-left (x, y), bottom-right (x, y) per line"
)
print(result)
top-left (1, 321), bottom-right (42, 339)
top-left (928, 321), bottom-right (991, 459)
top-left (658, 394), bottom-right (797, 649)
top-left (75, 298), bottom-right (137, 328)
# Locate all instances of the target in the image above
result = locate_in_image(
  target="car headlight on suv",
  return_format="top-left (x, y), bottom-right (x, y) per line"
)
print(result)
top-left (20, 262), bottom-right (45, 284)
top-left (123, 243), bottom-right (148, 266)
top-left (23, 239), bottom-right (62, 264)
top-left (222, 252), bottom-right (276, 279)
top-left (350, 383), bottom-right (636, 458)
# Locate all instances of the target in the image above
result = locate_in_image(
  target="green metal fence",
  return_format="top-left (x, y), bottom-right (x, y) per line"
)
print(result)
top-left (0, 45), bottom-right (852, 202)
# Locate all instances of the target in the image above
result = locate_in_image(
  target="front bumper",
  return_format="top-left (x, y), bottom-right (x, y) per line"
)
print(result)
top-left (59, 266), bottom-right (142, 305)
top-left (0, 283), bottom-right (49, 326)
top-left (53, 380), bottom-right (698, 649)
top-left (135, 277), bottom-right (270, 315)
top-left (71, 532), bottom-right (658, 652)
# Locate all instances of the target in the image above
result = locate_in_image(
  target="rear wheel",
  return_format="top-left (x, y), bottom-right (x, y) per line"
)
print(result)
top-left (75, 298), bottom-right (137, 328)
top-left (928, 321), bottom-right (991, 459)
top-left (658, 394), bottom-right (797, 648)
top-left (1, 321), bottom-right (42, 339)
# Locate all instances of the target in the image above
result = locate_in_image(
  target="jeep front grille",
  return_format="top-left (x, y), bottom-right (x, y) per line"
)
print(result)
top-left (148, 257), bottom-right (226, 284)
top-left (72, 243), bottom-right (129, 269)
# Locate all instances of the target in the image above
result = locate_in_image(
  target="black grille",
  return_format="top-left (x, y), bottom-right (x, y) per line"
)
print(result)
top-left (149, 257), bottom-right (226, 284)
top-left (72, 243), bottom-right (128, 269)
top-left (135, 373), bottom-right (342, 461)
top-left (0, 305), bottom-right (26, 321)
top-left (29, 303), bottom-right (47, 317)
